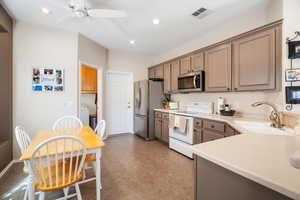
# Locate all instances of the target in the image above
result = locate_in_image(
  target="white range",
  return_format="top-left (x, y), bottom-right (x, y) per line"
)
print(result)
top-left (169, 102), bottom-right (213, 158)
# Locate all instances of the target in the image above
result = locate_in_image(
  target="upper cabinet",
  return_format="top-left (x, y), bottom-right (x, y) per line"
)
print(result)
top-left (191, 52), bottom-right (205, 72)
top-left (148, 21), bottom-right (282, 93)
top-left (81, 65), bottom-right (97, 94)
top-left (148, 67), bottom-right (155, 79)
top-left (180, 56), bottom-right (191, 75)
top-left (148, 65), bottom-right (164, 79)
top-left (171, 60), bottom-right (180, 93)
top-left (232, 28), bottom-right (276, 91)
top-left (163, 63), bottom-right (172, 94)
top-left (155, 65), bottom-right (164, 79)
top-left (205, 43), bottom-right (232, 92)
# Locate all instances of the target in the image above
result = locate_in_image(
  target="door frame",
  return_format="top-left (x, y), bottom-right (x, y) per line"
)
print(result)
top-left (106, 71), bottom-right (134, 135)
top-left (78, 61), bottom-right (104, 123)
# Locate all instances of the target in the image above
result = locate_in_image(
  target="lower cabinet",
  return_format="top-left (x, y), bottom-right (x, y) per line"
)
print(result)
top-left (161, 114), bottom-right (169, 144)
top-left (154, 116), bottom-right (162, 139)
top-left (154, 111), bottom-right (169, 144)
top-left (194, 155), bottom-right (292, 200)
top-left (194, 118), bottom-right (240, 144)
top-left (202, 130), bottom-right (224, 142)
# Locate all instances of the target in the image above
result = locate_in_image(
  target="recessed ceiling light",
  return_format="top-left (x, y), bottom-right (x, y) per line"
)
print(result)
top-left (41, 8), bottom-right (51, 15)
top-left (129, 40), bottom-right (135, 45)
top-left (153, 18), bottom-right (160, 25)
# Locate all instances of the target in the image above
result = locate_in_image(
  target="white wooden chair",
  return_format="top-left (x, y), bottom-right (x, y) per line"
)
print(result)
top-left (52, 115), bottom-right (83, 131)
top-left (94, 120), bottom-right (106, 140)
top-left (81, 120), bottom-right (106, 185)
top-left (29, 135), bottom-right (87, 200)
top-left (15, 126), bottom-right (32, 200)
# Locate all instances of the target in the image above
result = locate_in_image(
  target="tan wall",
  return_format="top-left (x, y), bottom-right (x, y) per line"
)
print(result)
top-left (77, 34), bottom-right (108, 122)
top-left (13, 21), bottom-right (79, 158)
top-left (108, 50), bottom-right (153, 81)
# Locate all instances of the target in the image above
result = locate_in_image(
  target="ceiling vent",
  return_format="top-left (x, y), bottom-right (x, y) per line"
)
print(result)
top-left (192, 7), bottom-right (211, 19)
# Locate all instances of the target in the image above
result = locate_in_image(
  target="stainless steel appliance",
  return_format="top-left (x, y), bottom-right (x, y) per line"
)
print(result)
top-left (134, 80), bottom-right (163, 140)
top-left (178, 71), bottom-right (205, 92)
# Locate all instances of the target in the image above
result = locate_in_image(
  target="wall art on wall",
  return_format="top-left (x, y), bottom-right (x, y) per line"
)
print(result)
top-left (32, 68), bottom-right (64, 91)
top-left (286, 68), bottom-right (300, 82)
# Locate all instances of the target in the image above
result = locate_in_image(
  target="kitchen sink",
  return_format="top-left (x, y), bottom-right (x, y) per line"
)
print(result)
top-left (233, 120), bottom-right (295, 135)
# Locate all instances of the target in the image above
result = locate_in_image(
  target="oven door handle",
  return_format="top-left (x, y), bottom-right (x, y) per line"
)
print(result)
top-left (193, 75), bottom-right (197, 89)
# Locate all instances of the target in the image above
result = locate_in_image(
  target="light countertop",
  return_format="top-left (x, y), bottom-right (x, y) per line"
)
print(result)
top-left (154, 108), bottom-right (300, 199)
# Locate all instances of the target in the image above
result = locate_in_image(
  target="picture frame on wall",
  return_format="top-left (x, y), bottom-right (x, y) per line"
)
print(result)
top-left (288, 41), bottom-right (300, 59)
top-left (285, 68), bottom-right (300, 82)
top-left (32, 68), bottom-right (64, 92)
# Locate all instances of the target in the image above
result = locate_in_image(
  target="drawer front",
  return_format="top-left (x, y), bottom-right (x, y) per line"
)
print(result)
top-left (162, 113), bottom-right (169, 119)
top-left (155, 112), bottom-right (162, 118)
top-left (194, 118), bottom-right (202, 129)
top-left (203, 120), bottom-right (225, 133)
top-left (202, 130), bottom-right (224, 142)
top-left (225, 125), bottom-right (235, 137)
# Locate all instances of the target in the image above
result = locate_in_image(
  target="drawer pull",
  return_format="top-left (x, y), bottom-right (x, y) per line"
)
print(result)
top-left (211, 125), bottom-right (215, 128)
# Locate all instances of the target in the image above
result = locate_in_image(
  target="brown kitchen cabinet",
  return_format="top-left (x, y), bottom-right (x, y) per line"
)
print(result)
top-left (148, 65), bottom-right (164, 79)
top-left (232, 28), bottom-right (276, 91)
top-left (148, 67), bottom-right (155, 79)
top-left (180, 56), bottom-right (191, 75)
top-left (154, 113), bottom-right (162, 139)
top-left (161, 113), bottom-right (169, 144)
top-left (148, 21), bottom-right (282, 93)
top-left (205, 43), bottom-right (232, 92)
top-left (202, 129), bottom-right (224, 142)
top-left (163, 63), bottom-right (172, 94)
top-left (81, 65), bottom-right (97, 94)
top-left (155, 65), bottom-right (164, 79)
top-left (194, 155), bottom-right (292, 200)
top-left (194, 119), bottom-right (239, 144)
top-left (171, 60), bottom-right (180, 93)
top-left (191, 52), bottom-right (204, 72)
top-left (154, 111), bottom-right (169, 144)
top-left (193, 118), bottom-right (202, 144)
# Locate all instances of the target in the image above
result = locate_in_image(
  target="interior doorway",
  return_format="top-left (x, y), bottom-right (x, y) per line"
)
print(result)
top-left (78, 61), bottom-right (103, 134)
top-left (106, 71), bottom-right (133, 135)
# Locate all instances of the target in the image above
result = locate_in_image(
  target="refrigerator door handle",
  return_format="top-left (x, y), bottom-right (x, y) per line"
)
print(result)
top-left (139, 88), bottom-right (142, 108)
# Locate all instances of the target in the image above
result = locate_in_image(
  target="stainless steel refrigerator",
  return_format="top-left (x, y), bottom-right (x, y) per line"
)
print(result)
top-left (134, 80), bottom-right (163, 140)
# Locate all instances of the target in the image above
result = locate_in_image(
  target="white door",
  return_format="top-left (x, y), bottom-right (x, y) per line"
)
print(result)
top-left (107, 71), bottom-right (133, 134)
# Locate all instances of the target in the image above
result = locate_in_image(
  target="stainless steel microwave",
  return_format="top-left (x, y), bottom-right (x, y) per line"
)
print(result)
top-left (178, 71), bottom-right (205, 92)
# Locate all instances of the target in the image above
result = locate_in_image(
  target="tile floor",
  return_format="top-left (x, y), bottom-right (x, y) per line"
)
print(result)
top-left (0, 134), bottom-right (194, 200)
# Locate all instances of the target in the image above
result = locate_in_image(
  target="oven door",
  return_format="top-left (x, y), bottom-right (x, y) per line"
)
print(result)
top-left (169, 115), bottom-right (194, 144)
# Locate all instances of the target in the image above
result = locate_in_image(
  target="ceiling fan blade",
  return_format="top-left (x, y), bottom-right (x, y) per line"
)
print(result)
top-left (88, 9), bottom-right (127, 18)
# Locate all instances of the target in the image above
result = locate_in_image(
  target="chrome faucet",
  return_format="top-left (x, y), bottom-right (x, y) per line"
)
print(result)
top-left (251, 101), bottom-right (282, 128)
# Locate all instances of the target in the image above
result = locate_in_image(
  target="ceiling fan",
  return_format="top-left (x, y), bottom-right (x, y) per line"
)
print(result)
top-left (64, 0), bottom-right (127, 19)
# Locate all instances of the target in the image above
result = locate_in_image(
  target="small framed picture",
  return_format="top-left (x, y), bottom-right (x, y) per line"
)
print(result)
top-left (286, 69), bottom-right (300, 82)
top-left (288, 41), bottom-right (300, 59)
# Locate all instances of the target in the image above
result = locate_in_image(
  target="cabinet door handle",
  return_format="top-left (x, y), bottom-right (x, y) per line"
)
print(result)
top-left (211, 125), bottom-right (215, 129)
top-left (227, 88), bottom-right (230, 91)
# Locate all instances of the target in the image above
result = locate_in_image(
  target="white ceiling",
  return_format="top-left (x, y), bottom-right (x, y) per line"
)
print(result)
top-left (3, 0), bottom-right (270, 55)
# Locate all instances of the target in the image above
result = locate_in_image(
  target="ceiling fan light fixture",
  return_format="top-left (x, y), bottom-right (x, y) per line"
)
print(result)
top-left (129, 40), bottom-right (135, 45)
